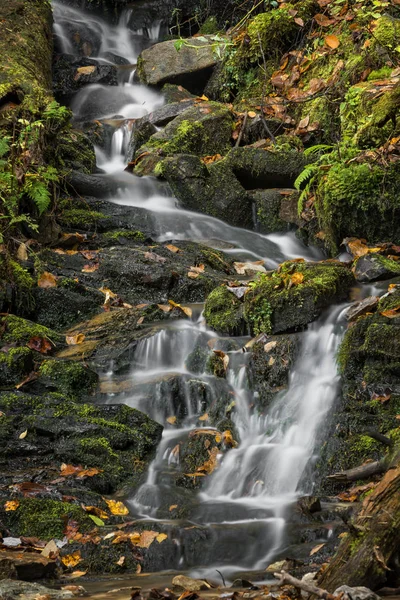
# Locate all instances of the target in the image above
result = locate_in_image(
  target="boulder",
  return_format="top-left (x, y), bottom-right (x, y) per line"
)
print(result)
top-left (250, 188), bottom-right (302, 234)
top-left (160, 155), bottom-right (253, 229)
top-left (354, 254), bottom-right (400, 283)
top-left (53, 55), bottom-right (118, 104)
top-left (136, 36), bottom-right (219, 94)
top-left (0, 553), bottom-right (56, 582)
top-left (226, 147), bottom-right (308, 189)
top-left (204, 261), bottom-right (354, 335)
top-left (0, 580), bottom-right (71, 600)
top-left (249, 332), bottom-right (301, 411)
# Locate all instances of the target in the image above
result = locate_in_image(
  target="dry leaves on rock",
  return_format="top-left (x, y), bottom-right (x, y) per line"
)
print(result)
top-left (61, 551), bottom-right (82, 568)
top-left (38, 272), bottom-right (57, 288)
top-left (4, 500), bottom-right (20, 511)
top-left (104, 499), bottom-right (129, 516)
top-left (27, 336), bottom-right (53, 354)
top-left (60, 464), bottom-right (102, 478)
top-left (168, 300), bottom-right (192, 318)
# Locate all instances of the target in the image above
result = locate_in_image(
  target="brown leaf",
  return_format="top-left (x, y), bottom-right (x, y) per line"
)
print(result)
top-left (297, 115), bottom-right (310, 129)
top-left (248, 111), bottom-right (257, 118)
top-left (187, 272), bottom-right (199, 279)
top-left (165, 244), bottom-right (181, 253)
top-left (66, 571), bottom-right (88, 579)
top-left (310, 543), bottom-right (325, 556)
top-left (314, 13), bottom-right (336, 26)
top-left (116, 556), bottom-right (126, 566)
top-left (371, 392), bottom-right (391, 403)
top-left (17, 243), bottom-right (28, 261)
top-left (80, 250), bottom-right (98, 260)
top-left (83, 506), bottom-right (109, 520)
top-left (201, 154), bottom-right (222, 165)
top-left (380, 306), bottom-right (400, 319)
top-left (325, 34), bottom-right (340, 49)
top-left (61, 464), bottom-right (102, 478)
top-left (82, 263), bottom-right (99, 273)
top-left (66, 334), bottom-right (86, 346)
top-left (38, 272), bottom-right (57, 288)
top-left (198, 413), bottom-right (209, 421)
top-left (27, 336), bottom-right (53, 354)
top-left (144, 252), bottom-right (166, 263)
top-left (136, 531), bottom-right (159, 548)
top-left (169, 505), bottom-right (178, 511)
top-left (294, 17), bottom-right (304, 26)
top-left (168, 300), bottom-right (192, 318)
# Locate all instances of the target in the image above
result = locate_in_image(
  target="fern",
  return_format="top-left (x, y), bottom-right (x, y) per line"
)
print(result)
top-left (0, 138), bottom-right (10, 158)
top-left (294, 164), bottom-right (319, 191)
top-left (303, 144), bottom-right (333, 157)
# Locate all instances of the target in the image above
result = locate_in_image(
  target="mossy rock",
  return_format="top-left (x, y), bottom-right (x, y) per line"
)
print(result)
top-left (0, 347), bottom-right (34, 388)
top-left (38, 358), bottom-right (98, 400)
top-left (53, 128), bottom-right (97, 175)
top-left (315, 157), bottom-right (400, 253)
top-left (205, 261), bottom-right (354, 335)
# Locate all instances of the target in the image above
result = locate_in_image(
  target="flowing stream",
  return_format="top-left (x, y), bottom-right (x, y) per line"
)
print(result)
top-left (53, 2), bottom-right (351, 580)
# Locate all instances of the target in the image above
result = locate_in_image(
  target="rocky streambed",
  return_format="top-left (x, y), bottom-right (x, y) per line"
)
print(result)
top-left (0, 0), bottom-right (400, 594)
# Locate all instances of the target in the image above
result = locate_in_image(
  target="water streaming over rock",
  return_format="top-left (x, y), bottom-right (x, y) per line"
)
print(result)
top-left (53, 2), bottom-right (350, 579)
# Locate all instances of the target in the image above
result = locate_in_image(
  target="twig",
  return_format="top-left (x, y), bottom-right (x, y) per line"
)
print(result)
top-left (216, 570), bottom-right (226, 587)
top-left (257, 32), bottom-right (276, 145)
top-left (364, 429), bottom-right (393, 448)
top-left (235, 110), bottom-right (248, 147)
top-left (273, 571), bottom-right (337, 600)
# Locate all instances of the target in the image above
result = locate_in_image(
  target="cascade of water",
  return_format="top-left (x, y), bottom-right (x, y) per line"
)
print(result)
top-left (53, 1), bottom-right (351, 578)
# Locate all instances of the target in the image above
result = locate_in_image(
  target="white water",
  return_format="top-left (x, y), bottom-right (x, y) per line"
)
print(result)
top-left (53, 2), bottom-right (350, 579)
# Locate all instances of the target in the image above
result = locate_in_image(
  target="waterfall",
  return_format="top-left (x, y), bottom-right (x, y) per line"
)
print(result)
top-left (52, 1), bottom-right (350, 579)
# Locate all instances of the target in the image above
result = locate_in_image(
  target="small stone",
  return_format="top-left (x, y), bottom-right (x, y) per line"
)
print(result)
top-left (172, 575), bottom-right (209, 592)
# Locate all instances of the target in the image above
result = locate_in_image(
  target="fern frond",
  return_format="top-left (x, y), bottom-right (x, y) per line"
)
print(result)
top-left (304, 144), bottom-right (333, 156)
top-left (25, 179), bottom-right (51, 215)
top-left (294, 164), bottom-right (318, 191)
top-left (0, 138), bottom-right (10, 158)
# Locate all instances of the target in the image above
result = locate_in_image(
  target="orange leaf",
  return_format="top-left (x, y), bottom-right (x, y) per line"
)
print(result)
top-left (380, 306), bottom-right (400, 319)
top-left (248, 111), bottom-right (257, 118)
top-left (66, 333), bottom-right (85, 346)
top-left (38, 272), bottom-right (57, 288)
top-left (314, 13), bottom-right (336, 26)
top-left (82, 263), bottom-right (99, 273)
top-left (4, 500), bottom-right (20, 511)
top-left (61, 551), bottom-right (82, 568)
top-left (291, 272), bottom-right (304, 285)
top-left (325, 34), bottom-right (340, 48)
top-left (27, 336), bottom-right (53, 354)
top-left (165, 244), bottom-right (181, 253)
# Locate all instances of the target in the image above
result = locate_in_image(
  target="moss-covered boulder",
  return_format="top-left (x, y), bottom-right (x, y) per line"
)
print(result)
top-left (159, 154), bottom-right (254, 229)
top-left (205, 261), bottom-right (354, 335)
top-left (136, 36), bottom-right (219, 94)
top-left (250, 188), bottom-right (302, 233)
top-left (132, 102), bottom-right (234, 175)
top-left (353, 254), bottom-right (400, 283)
top-left (317, 286), bottom-right (400, 493)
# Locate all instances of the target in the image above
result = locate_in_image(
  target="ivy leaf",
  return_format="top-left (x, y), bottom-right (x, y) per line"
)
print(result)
top-left (88, 514), bottom-right (105, 527)
top-left (174, 39), bottom-right (185, 52)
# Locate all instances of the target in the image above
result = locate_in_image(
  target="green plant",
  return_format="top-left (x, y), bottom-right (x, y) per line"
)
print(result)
top-left (294, 145), bottom-right (334, 210)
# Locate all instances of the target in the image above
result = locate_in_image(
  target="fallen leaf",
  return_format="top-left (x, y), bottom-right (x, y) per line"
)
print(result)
top-left (156, 533), bottom-right (168, 543)
top-left (314, 13), bottom-right (336, 26)
top-left (188, 272), bottom-right (199, 279)
top-left (198, 413), bottom-right (209, 421)
top-left (38, 272), bottom-right (57, 288)
top-left (61, 551), bottom-right (82, 568)
top-left (167, 416), bottom-right (177, 425)
top-left (201, 154), bottom-right (222, 165)
top-left (66, 334), bottom-right (86, 346)
top-left (310, 543), bottom-right (325, 556)
top-left (137, 531), bottom-right (159, 548)
top-left (104, 499), bottom-right (129, 516)
top-left (19, 430), bottom-right (28, 439)
top-left (82, 263), bottom-right (99, 273)
top-left (297, 115), bottom-right (310, 129)
top-left (80, 250), bottom-right (98, 260)
top-left (76, 66), bottom-right (96, 77)
top-left (116, 556), bottom-right (125, 566)
top-left (88, 514), bottom-right (105, 527)
top-left (144, 252), bottom-right (166, 263)
top-left (83, 506), bottom-right (109, 520)
top-left (27, 336), bottom-right (53, 354)
top-left (248, 111), bottom-right (257, 118)
top-left (233, 260), bottom-right (266, 275)
top-left (291, 272), bottom-right (304, 285)
top-left (166, 244), bottom-right (181, 253)
top-left (4, 500), bottom-right (20, 511)
top-left (169, 505), bottom-right (178, 511)
top-left (294, 17), bottom-right (304, 26)
top-left (41, 540), bottom-right (59, 558)
top-left (66, 571), bottom-right (87, 579)
top-left (60, 464), bottom-right (102, 478)
top-left (381, 306), bottom-right (400, 318)
top-left (223, 430), bottom-right (237, 448)
top-left (168, 300), bottom-right (192, 318)
top-left (17, 243), bottom-right (28, 261)
top-left (136, 564), bottom-right (142, 574)
top-left (325, 34), bottom-right (340, 49)
top-left (371, 392), bottom-right (391, 403)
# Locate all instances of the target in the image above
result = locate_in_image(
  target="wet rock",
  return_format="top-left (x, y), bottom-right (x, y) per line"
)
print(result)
top-left (346, 296), bottom-right (379, 321)
top-left (126, 121), bottom-right (157, 163)
top-left (172, 575), bottom-right (209, 591)
top-left (162, 83), bottom-right (195, 104)
top-left (241, 115), bottom-right (286, 146)
top-left (0, 552), bottom-right (57, 582)
top-left (249, 333), bottom-right (301, 411)
top-left (0, 580), bottom-right (71, 600)
top-left (205, 261), bottom-right (354, 335)
top-left (136, 36), bottom-right (219, 94)
top-left (177, 429), bottom-right (225, 489)
top-left (227, 147), bottom-right (308, 190)
top-left (66, 171), bottom-right (120, 198)
top-left (160, 155), bottom-right (253, 229)
top-left (53, 55), bottom-right (118, 103)
top-left (250, 188), bottom-right (301, 234)
top-left (317, 287), bottom-right (400, 494)
top-left (297, 496), bottom-right (322, 515)
top-left (354, 254), bottom-right (400, 283)
top-left (334, 587), bottom-right (381, 600)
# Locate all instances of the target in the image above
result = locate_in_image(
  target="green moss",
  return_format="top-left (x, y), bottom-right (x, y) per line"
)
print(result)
top-left (1, 314), bottom-right (61, 345)
top-left (367, 67), bottom-right (392, 80)
top-left (203, 286), bottom-right (244, 335)
top-left (9, 498), bottom-right (93, 539)
top-left (59, 209), bottom-right (109, 228)
top-left (54, 128), bottom-right (96, 175)
top-left (316, 158), bottom-right (400, 253)
top-left (206, 353), bottom-right (226, 378)
top-left (80, 437), bottom-right (118, 460)
top-left (39, 359), bottom-right (98, 399)
top-left (104, 230), bottom-right (145, 242)
top-left (200, 16), bottom-right (219, 34)
top-left (372, 15), bottom-right (400, 52)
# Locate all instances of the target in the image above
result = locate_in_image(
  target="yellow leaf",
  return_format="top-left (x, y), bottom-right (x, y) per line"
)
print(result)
top-left (166, 244), bottom-right (180, 253)
top-left (67, 571), bottom-right (88, 579)
top-left (19, 430), bottom-right (28, 439)
top-left (199, 95), bottom-right (209, 101)
top-left (248, 111), bottom-right (257, 118)
top-left (104, 499), bottom-right (129, 516)
top-left (76, 66), bottom-right (96, 75)
top-left (61, 551), bottom-right (82, 568)
top-left (325, 34), bottom-right (340, 49)
top-left (136, 564), bottom-right (142, 574)
top-left (188, 272), bottom-right (199, 279)
top-left (291, 272), bottom-right (304, 285)
top-left (168, 300), bottom-right (192, 318)
top-left (198, 413), bottom-right (209, 421)
top-left (4, 500), bottom-right (19, 511)
top-left (169, 505), bottom-right (178, 511)
top-left (156, 533), bottom-right (168, 543)
top-left (83, 506), bottom-right (109, 520)
top-left (167, 416), bottom-right (177, 425)
top-left (38, 272), bottom-right (57, 288)
top-left (66, 333), bottom-right (86, 346)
